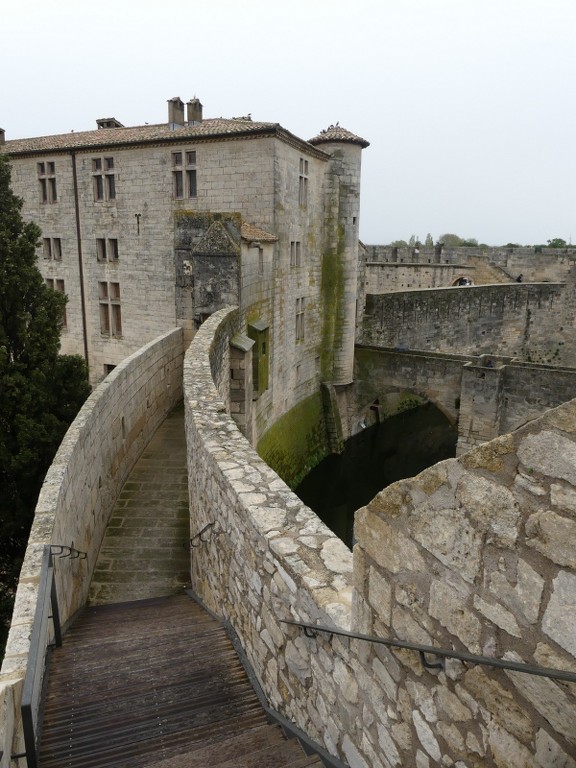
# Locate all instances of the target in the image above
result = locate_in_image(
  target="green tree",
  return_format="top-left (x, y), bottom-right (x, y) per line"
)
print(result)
top-left (0, 154), bottom-right (90, 653)
top-left (439, 233), bottom-right (478, 247)
top-left (547, 238), bottom-right (568, 249)
top-left (424, 233), bottom-right (434, 247)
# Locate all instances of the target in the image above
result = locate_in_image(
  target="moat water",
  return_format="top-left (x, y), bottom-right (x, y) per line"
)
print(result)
top-left (295, 403), bottom-right (457, 548)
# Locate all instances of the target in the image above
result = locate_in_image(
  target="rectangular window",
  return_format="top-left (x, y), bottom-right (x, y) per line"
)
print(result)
top-left (98, 281), bottom-right (122, 337)
top-left (43, 237), bottom-right (62, 260)
top-left (46, 278), bottom-right (67, 327)
top-left (290, 241), bottom-right (302, 267)
top-left (186, 151), bottom-right (197, 197)
top-left (298, 158), bottom-right (309, 208)
top-left (38, 161), bottom-right (57, 203)
top-left (296, 297), bottom-right (305, 341)
top-left (96, 238), bottom-right (119, 261)
top-left (108, 238), bottom-right (119, 261)
top-left (93, 156), bottom-right (116, 201)
top-left (97, 238), bottom-right (107, 261)
top-left (173, 150), bottom-right (197, 198)
top-left (172, 152), bottom-right (183, 198)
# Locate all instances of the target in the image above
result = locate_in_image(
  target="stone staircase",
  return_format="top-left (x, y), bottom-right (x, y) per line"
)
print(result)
top-left (38, 594), bottom-right (325, 768)
top-left (467, 254), bottom-right (514, 285)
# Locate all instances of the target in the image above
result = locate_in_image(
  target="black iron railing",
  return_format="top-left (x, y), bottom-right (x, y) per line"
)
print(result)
top-left (12, 544), bottom-right (85, 767)
top-left (280, 618), bottom-right (576, 684)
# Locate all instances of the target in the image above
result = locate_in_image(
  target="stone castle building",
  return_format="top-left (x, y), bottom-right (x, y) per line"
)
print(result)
top-left (2, 100), bottom-right (576, 767)
top-left (1, 98), bottom-right (368, 451)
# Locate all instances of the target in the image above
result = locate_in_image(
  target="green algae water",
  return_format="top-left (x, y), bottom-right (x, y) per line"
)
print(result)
top-left (295, 403), bottom-right (457, 548)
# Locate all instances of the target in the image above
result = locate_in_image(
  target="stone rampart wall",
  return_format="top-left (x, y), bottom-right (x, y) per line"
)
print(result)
top-left (365, 262), bottom-right (476, 294)
top-left (364, 244), bottom-right (576, 284)
top-left (361, 283), bottom-right (572, 366)
top-left (184, 307), bottom-right (362, 762)
top-left (353, 402), bottom-right (576, 766)
top-left (0, 328), bottom-right (184, 765)
top-left (185, 308), bottom-right (576, 766)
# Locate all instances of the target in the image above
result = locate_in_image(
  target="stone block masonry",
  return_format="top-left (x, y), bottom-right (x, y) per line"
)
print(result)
top-left (186, 306), bottom-right (576, 767)
top-left (354, 402), bottom-right (576, 766)
top-left (360, 282), bottom-right (574, 366)
top-left (0, 327), bottom-right (184, 764)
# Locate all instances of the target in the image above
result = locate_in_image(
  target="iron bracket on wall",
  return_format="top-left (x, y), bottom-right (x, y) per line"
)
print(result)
top-left (189, 521), bottom-right (227, 547)
top-left (280, 618), bottom-right (576, 683)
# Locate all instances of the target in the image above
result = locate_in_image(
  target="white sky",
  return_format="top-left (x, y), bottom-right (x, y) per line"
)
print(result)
top-left (3, 0), bottom-right (575, 246)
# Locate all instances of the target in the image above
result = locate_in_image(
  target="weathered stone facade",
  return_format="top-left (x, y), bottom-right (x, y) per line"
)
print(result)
top-left (2, 100), bottom-right (368, 416)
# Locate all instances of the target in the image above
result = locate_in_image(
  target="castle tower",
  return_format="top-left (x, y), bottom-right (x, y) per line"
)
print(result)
top-left (309, 125), bottom-right (369, 385)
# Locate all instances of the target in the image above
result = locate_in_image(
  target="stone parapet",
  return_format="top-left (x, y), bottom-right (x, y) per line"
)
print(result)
top-left (354, 401), bottom-right (576, 765)
top-left (0, 327), bottom-right (184, 766)
top-left (361, 283), bottom-right (571, 366)
top-left (183, 307), bottom-right (355, 761)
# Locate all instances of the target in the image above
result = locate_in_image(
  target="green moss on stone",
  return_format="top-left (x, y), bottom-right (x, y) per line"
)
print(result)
top-left (257, 393), bottom-right (330, 488)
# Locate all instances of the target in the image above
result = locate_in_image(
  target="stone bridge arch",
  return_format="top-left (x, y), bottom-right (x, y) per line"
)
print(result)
top-left (348, 346), bottom-right (466, 439)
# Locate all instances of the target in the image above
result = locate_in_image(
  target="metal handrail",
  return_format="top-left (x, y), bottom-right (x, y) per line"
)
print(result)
top-left (15, 545), bottom-right (62, 767)
top-left (280, 618), bottom-right (576, 684)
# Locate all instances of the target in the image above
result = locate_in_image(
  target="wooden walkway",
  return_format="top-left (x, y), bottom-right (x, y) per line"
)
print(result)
top-left (39, 594), bottom-right (322, 767)
top-left (38, 408), bottom-right (325, 767)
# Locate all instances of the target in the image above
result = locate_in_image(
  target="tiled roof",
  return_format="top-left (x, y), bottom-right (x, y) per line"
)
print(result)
top-left (240, 222), bottom-right (278, 243)
top-left (2, 118), bottom-right (283, 155)
top-left (309, 125), bottom-right (370, 148)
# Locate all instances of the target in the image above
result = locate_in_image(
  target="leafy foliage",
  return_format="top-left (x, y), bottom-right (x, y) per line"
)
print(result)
top-left (547, 238), bottom-right (568, 249)
top-left (0, 155), bottom-right (91, 653)
top-left (439, 233), bottom-right (479, 247)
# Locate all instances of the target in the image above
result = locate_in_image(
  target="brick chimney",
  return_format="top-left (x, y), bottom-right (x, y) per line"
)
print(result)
top-left (168, 97), bottom-right (185, 130)
top-left (187, 98), bottom-right (203, 125)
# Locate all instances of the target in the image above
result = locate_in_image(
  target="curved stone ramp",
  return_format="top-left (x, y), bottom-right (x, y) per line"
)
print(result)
top-left (38, 594), bottom-right (323, 767)
top-left (39, 406), bottom-right (325, 767)
top-left (88, 404), bottom-right (191, 605)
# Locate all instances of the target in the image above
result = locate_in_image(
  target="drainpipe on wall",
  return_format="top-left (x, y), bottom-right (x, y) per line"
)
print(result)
top-left (70, 151), bottom-right (90, 373)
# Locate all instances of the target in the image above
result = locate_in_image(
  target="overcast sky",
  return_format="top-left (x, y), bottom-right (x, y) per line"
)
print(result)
top-left (3, 0), bottom-right (575, 246)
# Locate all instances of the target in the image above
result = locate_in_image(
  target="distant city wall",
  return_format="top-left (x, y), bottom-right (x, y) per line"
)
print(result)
top-left (362, 245), bottom-right (576, 295)
top-left (0, 328), bottom-right (184, 765)
top-left (360, 283), bottom-right (573, 366)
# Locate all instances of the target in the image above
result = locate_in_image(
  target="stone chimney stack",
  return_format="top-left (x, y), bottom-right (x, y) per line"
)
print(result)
top-left (187, 98), bottom-right (203, 125)
top-left (168, 97), bottom-right (185, 130)
top-left (0, 128), bottom-right (5, 145)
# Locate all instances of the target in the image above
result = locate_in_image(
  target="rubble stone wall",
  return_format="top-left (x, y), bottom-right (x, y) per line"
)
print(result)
top-left (353, 401), bottom-right (576, 766)
top-left (185, 306), bottom-right (576, 767)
